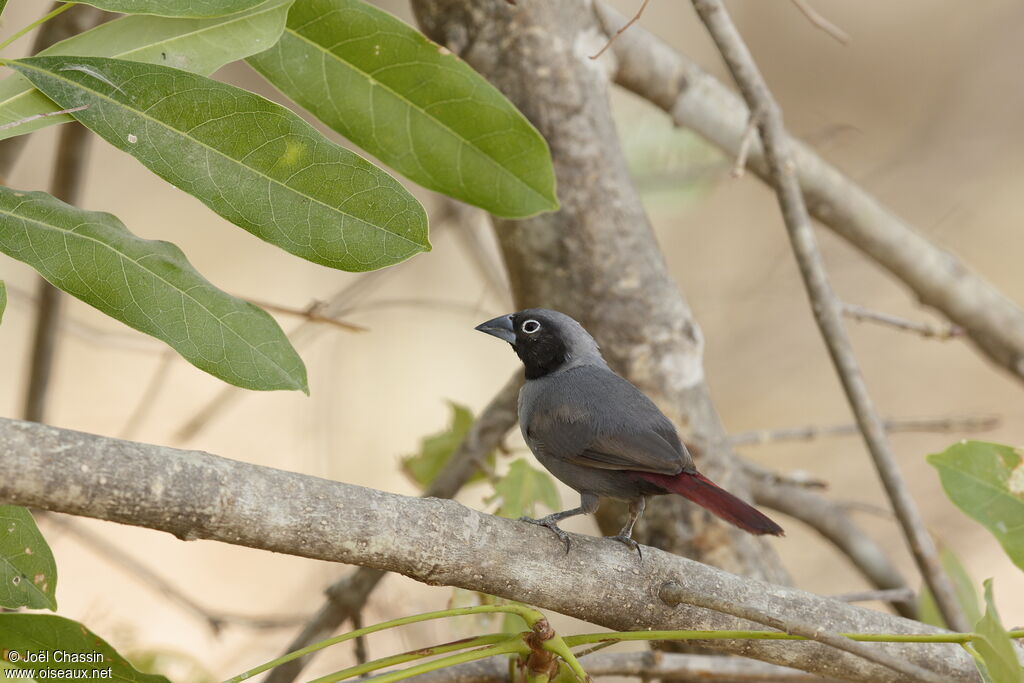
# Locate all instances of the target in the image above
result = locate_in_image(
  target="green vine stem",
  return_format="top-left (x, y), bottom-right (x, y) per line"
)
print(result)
top-left (312, 639), bottom-right (528, 683)
top-left (563, 628), bottom-right (1024, 647)
top-left (223, 604), bottom-right (544, 683)
top-left (318, 634), bottom-right (512, 682)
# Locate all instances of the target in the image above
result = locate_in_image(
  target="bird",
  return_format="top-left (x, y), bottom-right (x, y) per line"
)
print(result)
top-left (475, 308), bottom-right (783, 556)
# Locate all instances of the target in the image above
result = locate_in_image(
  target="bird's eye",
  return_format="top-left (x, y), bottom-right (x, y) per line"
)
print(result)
top-left (521, 319), bottom-right (541, 334)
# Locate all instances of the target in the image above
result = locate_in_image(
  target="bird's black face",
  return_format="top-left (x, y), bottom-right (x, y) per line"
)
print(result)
top-left (475, 312), bottom-right (568, 379)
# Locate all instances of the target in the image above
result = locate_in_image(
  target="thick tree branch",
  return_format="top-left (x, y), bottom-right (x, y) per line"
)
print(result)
top-left (689, 0), bottom-right (969, 633)
top-left (265, 373), bottom-right (523, 683)
top-left (596, 1), bottom-right (1024, 385)
top-left (0, 418), bottom-right (983, 681)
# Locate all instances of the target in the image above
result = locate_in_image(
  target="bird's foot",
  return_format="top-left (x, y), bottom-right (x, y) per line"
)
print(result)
top-left (609, 534), bottom-right (642, 561)
top-left (519, 515), bottom-right (572, 553)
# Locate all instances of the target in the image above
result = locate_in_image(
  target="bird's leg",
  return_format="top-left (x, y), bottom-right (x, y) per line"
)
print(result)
top-left (520, 493), bottom-right (599, 553)
top-left (609, 498), bottom-right (645, 559)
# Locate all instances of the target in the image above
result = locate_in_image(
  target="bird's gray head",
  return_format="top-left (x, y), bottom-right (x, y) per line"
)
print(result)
top-left (475, 309), bottom-right (606, 379)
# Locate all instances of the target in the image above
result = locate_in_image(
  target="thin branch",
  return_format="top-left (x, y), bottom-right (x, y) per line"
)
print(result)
top-left (595, 0), bottom-right (1024, 386)
top-left (0, 417), bottom-right (984, 681)
top-left (689, 0), bottom-right (969, 632)
top-left (729, 413), bottom-right (1000, 446)
top-left (659, 581), bottom-right (943, 683)
top-left (406, 651), bottom-right (834, 681)
top-left (842, 302), bottom-right (964, 340)
top-left (833, 588), bottom-right (916, 605)
top-left (246, 297), bottom-right (368, 333)
top-left (265, 373), bottom-right (523, 683)
top-left (45, 514), bottom-right (306, 633)
top-left (789, 0), bottom-right (849, 45)
top-left (589, 0), bottom-right (650, 60)
top-left (731, 113), bottom-right (758, 178)
top-left (751, 479), bottom-right (916, 619)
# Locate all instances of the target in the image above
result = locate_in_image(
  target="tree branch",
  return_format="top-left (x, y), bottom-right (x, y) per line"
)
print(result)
top-left (688, 0), bottom-right (969, 632)
top-left (265, 372), bottom-right (523, 683)
top-left (595, 1), bottom-right (1024, 386)
top-left (0, 418), bottom-right (984, 681)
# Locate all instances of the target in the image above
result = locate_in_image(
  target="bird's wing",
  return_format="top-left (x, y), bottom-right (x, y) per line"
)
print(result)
top-left (523, 368), bottom-right (690, 475)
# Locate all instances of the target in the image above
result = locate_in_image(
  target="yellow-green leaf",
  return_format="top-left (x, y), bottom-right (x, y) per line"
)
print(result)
top-left (401, 402), bottom-right (490, 490)
top-left (917, 543), bottom-right (982, 628)
top-left (68, 0), bottom-right (265, 17)
top-left (486, 459), bottom-right (560, 519)
top-left (970, 580), bottom-right (1024, 683)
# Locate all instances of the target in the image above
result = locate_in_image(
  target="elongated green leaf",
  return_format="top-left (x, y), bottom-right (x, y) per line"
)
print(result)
top-left (0, 0), bottom-right (293, 140)
top-left (971, 580), bottom-right (1024, 683)
top-left (0, 614), bottom-right (169, 683)
top-left (0, 506), bottom-right (56, 611)
top-left (486, 459), bottom-right (561, 519)
top-left (918, 544), bottom-right (982, 629)
top-left (928, 441), bottom-right (1024, 571)
top-left (0, 280), bottom-right (5, 324)
top-left (0, 186), bottom-right (307, 391)
top-left (401, 402), bottom-right (492, 490)
top-left (68, 0), bottom-right (265, 17)
top-left (11, 56), bottom-right (429, 271)
top-left (248, 0), bottom-right (558, 218)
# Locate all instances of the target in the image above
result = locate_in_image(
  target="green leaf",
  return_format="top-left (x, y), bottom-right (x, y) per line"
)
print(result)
top-left (0, 0), bottom-right (294, 141)
top-left (0, 507), bottom-right (56, 611)
top-left (0, 186), bottom-right (308, 392)
top-left (67, 0), bottom-right (266, 17)
top-left (486, 459), bottom-right (560, 519)
top-left (402, 402), bottom-right (491, 490)
top-left (0, 614), bottom-right (170, 683)
top-left (917, 543), bottom-right (982, 628)
top-left (0, 280), bottom-right (6, 325)
top-left (11, 56), bottom-right (429, 272)
top-left (928, 441), bottom-right (1024, 571)
top-left (248, 0), bottom-right (558, 218)
top-left (970, 580), bottom-right (1024, 683)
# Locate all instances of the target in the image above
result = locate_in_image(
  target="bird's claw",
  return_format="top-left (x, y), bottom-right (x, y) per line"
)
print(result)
top-left (610, 534), bottom-right (643, 561)
top-left (519, 515), bottom-right (572, 553)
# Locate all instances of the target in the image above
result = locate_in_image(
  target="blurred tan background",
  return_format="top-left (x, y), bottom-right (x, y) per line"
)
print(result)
top-left (1, 0), bottom-right (1023, 678)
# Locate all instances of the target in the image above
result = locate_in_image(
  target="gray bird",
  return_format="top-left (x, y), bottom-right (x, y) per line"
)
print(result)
top-left (476, 308), bottom-right (783, 555)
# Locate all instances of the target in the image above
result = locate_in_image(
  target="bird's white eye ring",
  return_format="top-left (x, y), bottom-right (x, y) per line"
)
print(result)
top-left (522, 319), bottom-right (541, 334)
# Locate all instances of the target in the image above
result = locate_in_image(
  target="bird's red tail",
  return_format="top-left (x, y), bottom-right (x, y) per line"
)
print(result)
top-left (635, 471), bottom-right (784, 536)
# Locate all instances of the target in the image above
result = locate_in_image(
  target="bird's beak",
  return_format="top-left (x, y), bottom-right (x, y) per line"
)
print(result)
top-left (475, 314), bottom-right (516, 344)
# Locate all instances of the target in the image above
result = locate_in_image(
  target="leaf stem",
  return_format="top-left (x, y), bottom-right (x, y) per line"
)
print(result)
top-left (311, 639), bottom-right (527, 683)
top-left (314, 634), bottom-right (512, 682)
top-left (223, 605), bottom-right (543, 683)
top-left (0, 3), bottom-right (74, 54)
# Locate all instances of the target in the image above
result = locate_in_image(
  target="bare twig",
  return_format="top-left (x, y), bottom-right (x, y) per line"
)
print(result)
top-left (407, 651), bottom-right (833, 681)
top-left (842, 302), bottom-right (964, 340)
top-left (45, 514), bottom-right (306, 633)
top-left (0, 417), bottom-right (985, 681)
top-left (730, 413), bottom-right (1000, 446)
top-left (740, 461), bottom-right (826, 489)
top-left (265, 373), bottom-right (523, 683)
top-left (731, 113), bottom-right (758, 178)
top-left (0, 105), bottom-right (90, 132)
top-left (689, 0), bottom-right (968, 632)
top-left (589, 0), bottom-right (650, 60)
top-left (595, 0), bottom-right (1024, 386)
top-left (789, 0), bottom-right (849, 45)
top-left (22, 121), bottom-right (92, 422)
top-left (833, 588), bottom-right (916, 606)
top-left (246, 298), bottom-right (367, 332)
top-left (750, 480), bottom-right (915, 619)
